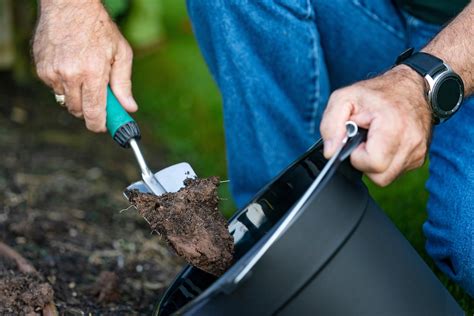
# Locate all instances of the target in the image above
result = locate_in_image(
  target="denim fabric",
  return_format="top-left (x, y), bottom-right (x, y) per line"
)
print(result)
top-left (186, 0), bottom-right (474, 296)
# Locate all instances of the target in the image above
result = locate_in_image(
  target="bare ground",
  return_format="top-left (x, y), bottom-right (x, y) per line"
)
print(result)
top-left (0, 79), bottom-right (184, 314)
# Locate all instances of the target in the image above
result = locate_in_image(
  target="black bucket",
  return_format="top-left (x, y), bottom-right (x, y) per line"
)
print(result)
top-left (156, 138), bottom-right (463, 316)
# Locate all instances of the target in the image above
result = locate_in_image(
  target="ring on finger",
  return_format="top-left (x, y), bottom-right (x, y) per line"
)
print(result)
top-left (55, 94), bottom-right (66, 107)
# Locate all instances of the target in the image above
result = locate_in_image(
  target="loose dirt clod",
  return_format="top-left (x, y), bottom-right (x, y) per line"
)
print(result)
top-left (0, 267), bottom-right (55, 315)
top-left (0, 242), bottom-right (57, 315)
top-left (90, 271), bottom-right (120, 303)
top-left (127, 176), bottom-right (234, 276)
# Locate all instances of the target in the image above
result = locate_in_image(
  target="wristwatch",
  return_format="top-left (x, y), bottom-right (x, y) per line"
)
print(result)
top-left (395, 48), bottom-right (464, 123)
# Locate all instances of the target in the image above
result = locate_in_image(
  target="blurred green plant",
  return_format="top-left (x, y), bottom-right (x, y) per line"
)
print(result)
top-left (104, 0), bottom-right (164, 49)
top-left (103, 0), bottom-right (129, 17)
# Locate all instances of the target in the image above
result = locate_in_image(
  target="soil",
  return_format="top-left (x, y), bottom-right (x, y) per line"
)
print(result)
top-left (90, 271), bottom-right (121, 303)
top-left (127, 177), bottom-right (234, 276)
top-left (0, 78), bottom-right (188, 314)
top-left (0, 259), bottom-right (54, 315)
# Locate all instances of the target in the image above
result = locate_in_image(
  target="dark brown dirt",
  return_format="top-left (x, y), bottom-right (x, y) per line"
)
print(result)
top-left (90, 271), bottom-right (121, 303)
top-left (127, 177), bottom-right (234, 276)
top-left (0, 260), bottom-right (54, 315)
top-left (0, 81), bottom-right (186, 314)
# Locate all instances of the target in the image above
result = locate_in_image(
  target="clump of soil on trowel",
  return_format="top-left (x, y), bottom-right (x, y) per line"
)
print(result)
top-left (126, 176), bottom-right (234, 276)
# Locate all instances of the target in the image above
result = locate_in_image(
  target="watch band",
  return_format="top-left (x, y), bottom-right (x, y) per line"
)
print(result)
top-left (396, 49), bottom-right (446, 77)
top-left (394, 48), bottom-right (464, 125)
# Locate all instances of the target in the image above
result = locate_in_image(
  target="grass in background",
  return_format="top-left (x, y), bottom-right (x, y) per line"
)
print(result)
top-left (126, 1), bottom-right (473, 311)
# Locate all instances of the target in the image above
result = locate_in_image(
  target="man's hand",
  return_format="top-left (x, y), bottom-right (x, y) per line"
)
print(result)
top-left (320, 2), bottom-right (474, 187)
top-left (33, 0), bottom-right (137, 132)
top-left (320, 66), bottom-right (432, 186)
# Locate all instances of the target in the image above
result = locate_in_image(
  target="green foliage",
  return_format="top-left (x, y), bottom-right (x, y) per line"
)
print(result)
top-left (123, 0), bottom-right (164, 48)
top-left (103, 0), bottom-right (129, 18)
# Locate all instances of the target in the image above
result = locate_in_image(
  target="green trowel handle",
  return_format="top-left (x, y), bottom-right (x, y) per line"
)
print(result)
top-left (106, 86), bottom-right (141, 148)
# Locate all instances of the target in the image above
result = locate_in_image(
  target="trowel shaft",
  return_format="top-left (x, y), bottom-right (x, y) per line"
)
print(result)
top-left (129, 138), bottom-right (166, 195)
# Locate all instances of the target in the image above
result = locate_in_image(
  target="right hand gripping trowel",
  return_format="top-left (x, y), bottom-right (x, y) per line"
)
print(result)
top-left (105, 87), bottom-right (196, 196)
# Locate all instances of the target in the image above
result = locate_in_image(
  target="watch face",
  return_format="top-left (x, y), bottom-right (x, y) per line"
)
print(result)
top-left (432, 73), bottom-right (464, 115)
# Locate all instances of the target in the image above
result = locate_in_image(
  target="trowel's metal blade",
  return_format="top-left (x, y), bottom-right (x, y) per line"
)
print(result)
top-left (124, 162), bottom-right (197, 197)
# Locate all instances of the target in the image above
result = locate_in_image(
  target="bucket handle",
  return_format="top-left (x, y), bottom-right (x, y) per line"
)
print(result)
top-left (232, 122), bottom-right (367, 286)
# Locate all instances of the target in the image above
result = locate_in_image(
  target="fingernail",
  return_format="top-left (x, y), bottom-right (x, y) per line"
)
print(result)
top-left (128, 96), bottom-right (138, 111)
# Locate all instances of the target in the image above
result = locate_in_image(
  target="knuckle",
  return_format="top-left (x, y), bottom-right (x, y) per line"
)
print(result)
top-left (414, 150), bottom-right (427, 167)
top-left (84, 61), bottom-right (104, 76)
top-left (330, 89), bottom-right (343, 100)
top-left (36, 65), bottom-right (55, 81)
top-left (68, 109), bottom-right (83, 118)
top-left (372, 174), bottom-right (392, 187)
top-left (57, 64), bottom-right (82, 80)
top-left (119, 41), bottom-right (134, 60)
top-left (378, 178), bottom-right (391, 187)
top-left (36, 67), bottom-right (47, 80)
top-left (370, 157), bottom-right (389, 174)
top-left (414, 158), bottom-right (425, 169)
top-left (85, 119), bottom-right (105, 133)
top-left (125, 45), bottom-right (134, 61)
top-left (406, 130), bottom-right (426, 153)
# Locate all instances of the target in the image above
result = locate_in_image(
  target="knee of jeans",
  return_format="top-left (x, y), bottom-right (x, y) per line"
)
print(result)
top-left (425, 231), bottom-right (474, 296)
top-left (446, 249), bottom-right (474, 297)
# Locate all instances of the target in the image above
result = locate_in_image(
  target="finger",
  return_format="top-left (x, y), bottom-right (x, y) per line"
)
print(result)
top-left (38, 65), bottom-right (65, 97)
top-left (64, 82), bottom-right (83, 118)
top-left (110, 42), bottom-right (137, 112)
top-left (51, 82), bottom-right (65, 96)
top-left (357, 115), bottom-right (427, 186)
top-left (365, 141), bottom-right (408, 186)
top-left (82, 76), bottom-right (108, 132)
top-left (320, 94), bottom-right (354, 158)
top-left (36, 62), bottom-right (62, 92)
top-left (365, 134), bottom-right (420, 186)
top-left (350, 116), bottom-right (401, 174)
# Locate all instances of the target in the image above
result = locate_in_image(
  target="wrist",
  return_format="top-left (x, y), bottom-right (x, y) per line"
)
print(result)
top-left (39, 0), bottom-right (102, 13)
top-left (387, 64), bottom-right (428, 98)
top-left (391, 64), bottom-right (425, 87)
top-left (386, 65), bottom-right (433, 123)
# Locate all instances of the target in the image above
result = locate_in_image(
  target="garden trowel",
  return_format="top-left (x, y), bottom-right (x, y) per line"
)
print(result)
top-left (105, 87), bottom-right (196, 196)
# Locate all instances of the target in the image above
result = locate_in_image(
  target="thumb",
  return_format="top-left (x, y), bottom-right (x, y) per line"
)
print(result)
top-left (110, 42), bottom-right (138, 112)
top-left (319, 96), bottom-right (354, 158)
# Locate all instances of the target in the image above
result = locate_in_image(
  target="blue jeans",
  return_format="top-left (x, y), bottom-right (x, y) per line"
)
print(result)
top-left (186, 0), bottom-right (474, 296)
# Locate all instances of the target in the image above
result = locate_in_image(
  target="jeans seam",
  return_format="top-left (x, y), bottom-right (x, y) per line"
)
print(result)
top-left (307, 8), bottom-right (320, 135)
top-left (304, 0), bottom-right (312, 19)
top-left (352, 0), bottom-right (404, 40)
